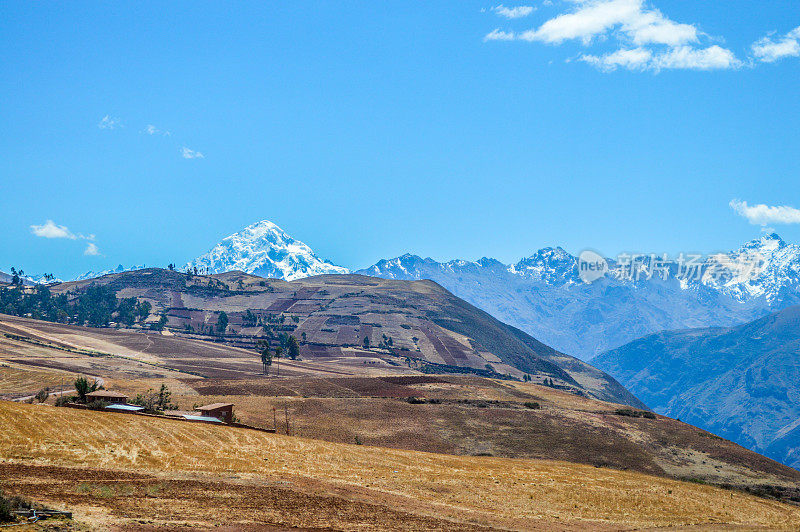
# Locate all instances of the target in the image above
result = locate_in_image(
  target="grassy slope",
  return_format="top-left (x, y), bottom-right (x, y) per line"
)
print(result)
top-left (1, 400), bottom-right (800, 530)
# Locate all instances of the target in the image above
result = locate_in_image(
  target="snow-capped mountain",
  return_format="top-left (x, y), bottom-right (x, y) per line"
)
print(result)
top-left (0, 270), bottom-right (63, 285)
top-left (186, 220), bottom-right (349, 281)
top-left (72, 264), bottom-right (146, 282)
top-left (701, 233), bottom-right (800, 305)
top-left (359, 234), bottom-right (800, 360)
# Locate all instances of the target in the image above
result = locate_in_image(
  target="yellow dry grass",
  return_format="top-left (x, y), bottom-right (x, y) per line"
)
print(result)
top-left (0, 365), bottom-right (74, 399)
top-left (1, 400), bottom-right (799, 530)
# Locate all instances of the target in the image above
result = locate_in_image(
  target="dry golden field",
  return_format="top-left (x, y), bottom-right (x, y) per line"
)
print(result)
top-left (1, 401), bottom-right (800, 530)
top-left (0, 365), bottom-right (76, 400)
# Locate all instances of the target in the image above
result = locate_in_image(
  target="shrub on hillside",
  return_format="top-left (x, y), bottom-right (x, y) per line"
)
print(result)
top-left (34, 387), bottom-right (50, 403)
top-left (0, 490), bottom-right (11, 522)
top-left (0, 490), bottom-right (28, 523)
top-left (54, 395), bottom-right (73, 407)
top-left (615, 408), bottom-right (656, 419)
top-left (86, 400), bottom-right (108, 411)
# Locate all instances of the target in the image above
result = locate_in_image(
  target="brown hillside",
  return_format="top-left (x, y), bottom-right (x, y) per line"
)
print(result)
top-left (48, 268), bottom-right (642, 407)
top-left (1, 401), bottom-right (800, 531)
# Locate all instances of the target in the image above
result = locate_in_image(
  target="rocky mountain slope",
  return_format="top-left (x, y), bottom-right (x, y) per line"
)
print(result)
top-left (592, 305), bottom-right (800, 469)
top-left (359, 234), bottom-right (800, 360)
top-left (186, 220), bottom-right (348, 281)
top-left (48, 268), bottom-right (643, 407)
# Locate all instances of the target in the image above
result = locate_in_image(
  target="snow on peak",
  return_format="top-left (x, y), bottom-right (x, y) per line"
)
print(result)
top-left (707, 233), bottom-right (800, 302)
top-left (186, 220), bottom-right (349, 281)
top-left (509, 246), bottom-right (578, 284)
top-left (72, 264), bottom-right (146, 281)
top-left (737, 232), bottom-right (786, 254)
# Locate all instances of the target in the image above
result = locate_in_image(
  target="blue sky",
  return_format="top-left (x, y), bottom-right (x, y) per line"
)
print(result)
top-left (1, 1), bottom-right (799, 278)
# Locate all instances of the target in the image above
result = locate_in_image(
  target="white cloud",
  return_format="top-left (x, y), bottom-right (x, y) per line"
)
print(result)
top-left (625, 11), bottom-right (698, 46)
top-left (144, 124), bottom-right (171, 136)
top-left (585, 44), bottom-right (741, 72)
top-left (653, 45), bottom-right (741, 70)
top-left (30, 220), bottom-right (77, 239)
top-left (181, 147), bottom-right (204, 159)
top-left (580, 47), bottom-right (653, 71)
top-left (486, 0), bottom-right (743, 72)
top-left (493, 5), bottom-right (535, 19)
top-left (520, 0), bottom-right (644, 44)
top-left (84, 243), bottom-right (101, 256)
top-left (730, 199), bottom-right (800, 226)
top-left (98, 115), bottom-right (122, 130)
top-left (484, 28), bottom-right (516, 41)
top-left (752, 26), bottom-right (800, 63)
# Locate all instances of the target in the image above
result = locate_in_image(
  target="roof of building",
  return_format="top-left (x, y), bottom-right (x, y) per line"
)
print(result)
top-left (182, 414), bottom-right (224, 423)
top-left (105, 403), bottom-right (144, 412)
top-left (86, 390), bottom-right (128, 398)
top-left (196, 403), bottom-right (234, 411)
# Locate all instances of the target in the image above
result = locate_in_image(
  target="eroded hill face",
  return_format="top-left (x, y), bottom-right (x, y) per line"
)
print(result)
top-left (49, 268), bottom-right (642, 407)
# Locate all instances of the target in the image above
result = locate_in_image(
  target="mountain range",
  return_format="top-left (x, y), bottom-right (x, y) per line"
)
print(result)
top-left (360, 233), bottom-right (800, 360)
top-left (593, 304), bottom-right (800, 469)
top-left (27, 221), bottom-right (800, 362)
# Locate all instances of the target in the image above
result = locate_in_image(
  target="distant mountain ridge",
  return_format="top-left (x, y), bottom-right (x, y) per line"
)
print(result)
top-left (16, 222), bottom-right (800, 363)
top-left (358, 233), bottom-right (800, 360)
top-left (592, 304), bottom-right (800, 469)
top-left (72, 264), bottom-right (145, 282)
top-left (186, 220), bottom-right (348, 281)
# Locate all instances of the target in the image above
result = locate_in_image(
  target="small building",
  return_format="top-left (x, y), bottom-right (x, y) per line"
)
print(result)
top-left (195, 403), bottom-right (234, 422)
top-left (105, 403), bottom-right (144, 413)
top-left (181, 414), bottom-right (225, 424)
top-left (86, 390), bottom-right (128, 404)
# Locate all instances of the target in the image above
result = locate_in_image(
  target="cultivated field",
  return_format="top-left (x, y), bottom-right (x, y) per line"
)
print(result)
top-left (2, 400), bottom-right (800, 531)
top-left (3, 314), bottom-right (800, 506)
top-left (168, 374), bottom-right (800, 493)
top-left (45, 269), bottom-right (640, 406)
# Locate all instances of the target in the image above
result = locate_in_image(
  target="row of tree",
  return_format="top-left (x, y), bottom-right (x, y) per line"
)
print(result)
top-left (258, 335), bottom-right (300, 373)
top-left (0, 284), bottom-right (152, 328)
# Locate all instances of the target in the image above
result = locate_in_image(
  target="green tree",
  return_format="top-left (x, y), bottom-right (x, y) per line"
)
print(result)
top-left (9, 267), bottom-right (20, 286)
top-left (74, 376), bottom-right (98, 403)
top-left (151, 313), bottom-right (168, 331)
top-left (156, 383), bottom-right (173, 410)
top-left (0, 489), bottom-right (14, 522)
top-left (34, 387), bottom-right (51, 403)
top-left (76, 285), bottom-right (118, 327)
top-left (287, 335), bottom-right (300, 360)
top-left (116, 297), bottom-right (138, 327)
top-left (363, 336), bottom-right (370, 349)
top-left (216, 311), bottom-right (229, 334)
top-left (260, 343), bottom-right (272, 374)
top-left (136, 300), bottom-right (152, 322)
